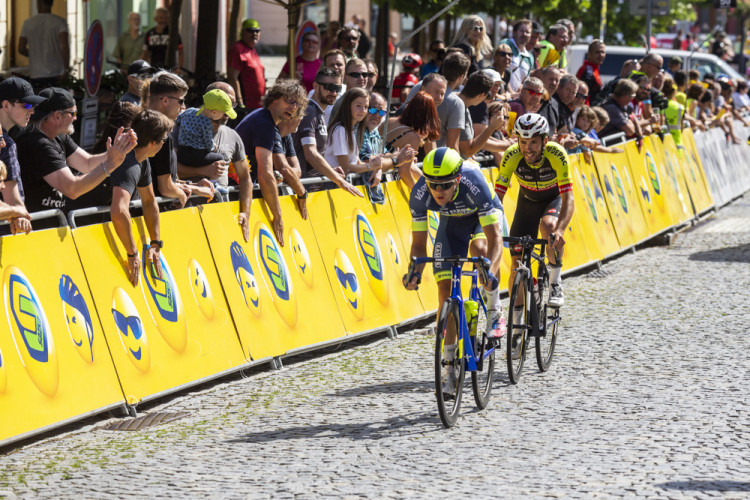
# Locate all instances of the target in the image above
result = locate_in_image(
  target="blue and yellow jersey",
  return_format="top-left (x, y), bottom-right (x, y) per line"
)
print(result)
top-left (494, 141), bottom-right (573, 202)
top-left (409, 164), bottom-right (502, 232)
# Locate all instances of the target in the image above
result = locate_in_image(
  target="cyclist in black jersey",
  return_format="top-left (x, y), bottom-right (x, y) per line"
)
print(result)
top-left (495, 113), bottom-right (575, 309)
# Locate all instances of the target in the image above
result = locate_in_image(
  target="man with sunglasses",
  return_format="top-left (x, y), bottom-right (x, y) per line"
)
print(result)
top-left (15, 87), bottom-right (137, 217)
top-left (495, 113), bottom-right (574, 309)
top-left (228, 18), bottom-right (266, 111)
top-left (0, 77), bottom-right (45, 234)
top-left (404, 148), bottom-right (506, 394)
top-left (337, 27), bottom-right (360, 60)
top-left (120, 59), bottom-right (155, 105)
top-left (327, 58), bottom-right (371, 125)
top-left (291, 68), bottom-right (362, 197)
top-left (421, 39), bottom-right (444, 78)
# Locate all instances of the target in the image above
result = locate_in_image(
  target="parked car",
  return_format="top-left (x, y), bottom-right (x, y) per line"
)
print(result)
top-left (567, 44), bottom-right (745, 83)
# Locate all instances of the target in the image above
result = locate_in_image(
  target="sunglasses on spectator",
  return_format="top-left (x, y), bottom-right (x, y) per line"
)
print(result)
top-left (576, 93), bottom-right (588, 99)
top-left (14, 101), bottom-right (34, 110)
top-left (348, 71), bottom-right (374, 79)
top-left (368, 107), bottom-right (387, 117)
top-left (523, 88), bottom-right (543, 96)
top-left (244, 28), bottom-right (261, 33)
top-left (285, 98), bottom-right (300, 108)
top-left (343, 36), bottom-right (359, 41)
top-left (317, 82), bottom-right (342, 93)
top-left (166, 96), bottom-right (186, 105)
top-left (60, 110), bottom-right (77, 118)
top-left (426, 179), bottom-right (457, 191)
top-left (472, 26), bottom-right (484, 32)
top-left (496, 51), bottom-right (512, 57)
top-left (160, 136), bottom-right (169, 143)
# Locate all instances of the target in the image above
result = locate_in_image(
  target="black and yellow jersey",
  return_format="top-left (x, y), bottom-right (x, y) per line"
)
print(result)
top-left (494, 141), bottom-right (573, 202)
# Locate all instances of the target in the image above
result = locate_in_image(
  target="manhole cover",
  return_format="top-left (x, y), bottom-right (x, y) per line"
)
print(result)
top-left (99, 411), bottom-right (189, 431)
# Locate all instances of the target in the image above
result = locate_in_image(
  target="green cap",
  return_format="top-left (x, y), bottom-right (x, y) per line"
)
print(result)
top-left (242, 18), bottom-right (261, 31)
top-left (198, 89), bottom-right (237, 119)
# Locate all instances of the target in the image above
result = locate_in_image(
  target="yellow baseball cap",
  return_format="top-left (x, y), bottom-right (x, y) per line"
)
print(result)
top-left (198, 89), bottom-right (237, 119)
top-left (242, 19), bottom-right (261, 31)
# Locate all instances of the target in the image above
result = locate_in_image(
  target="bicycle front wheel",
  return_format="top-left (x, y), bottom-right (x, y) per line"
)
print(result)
top-left (507, 272), bottom-right (529, 385)
top-left (435, 298), bottom-right (465, 428)
top-left (471, 303), bottom-right (495, 409)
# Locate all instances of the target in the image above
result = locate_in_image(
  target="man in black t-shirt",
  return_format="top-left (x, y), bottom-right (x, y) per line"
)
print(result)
top-left (110, 109), bottom-right (171, 287)
top-left (15, 87), bottom-right (136, 214)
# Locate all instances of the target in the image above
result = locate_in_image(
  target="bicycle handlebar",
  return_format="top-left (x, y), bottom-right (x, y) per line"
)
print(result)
top-left (406, 256), bottom-right (492, 285)
top-left (506, 234), bottom-right (561, 265)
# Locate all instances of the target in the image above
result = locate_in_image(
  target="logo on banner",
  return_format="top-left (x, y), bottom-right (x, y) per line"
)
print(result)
top-left (112, 287), bottom-right (150, 373)
top-left (141, 247), bottom-right (187, 353)
top-left (334, 248), bottom-right (363, 320)
top-left (611, 164), bottom-right (628, 213)
top-left (4, 266), bottom-right (59, 397)
top-left (688, 151), bottom-right (700, 183)
top-left (230, 241), bottom-right (261, 316)
top-left (188, 259), bottom-right (215, 320)
top-left (639, 177), bottom-right (652, 209)
top-left (581, 173), bottom-right (598, 223)
top-left (385, 232), bottom-right (402, 279)
top-left (290, 228), bottom-right (313, 288)
top-left (353, 210), bottom-right (388, 305)
top-left (255, 222), bottom-right (297, 327)
top-left (0, 348), bottom-right (7, 394)
top-left (59, 274), bottom-right (94, 364)
top-left (645, 152), bottom-right (661, 195)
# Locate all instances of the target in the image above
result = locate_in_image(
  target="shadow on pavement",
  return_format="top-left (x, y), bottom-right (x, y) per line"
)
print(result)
top-left (226, 410), bottom-right (440, 443)
top-left (689, 243), bottom-right (750, 263)
top-left (657, 480), bottom-right (750, 492)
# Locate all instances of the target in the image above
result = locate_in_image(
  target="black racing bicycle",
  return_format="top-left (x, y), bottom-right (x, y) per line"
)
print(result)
top-left (505, 235), bottom-right (562, 384)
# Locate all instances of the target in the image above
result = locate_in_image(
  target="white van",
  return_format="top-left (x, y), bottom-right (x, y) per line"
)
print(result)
top-left (566, 44), bottom-right (745, 83)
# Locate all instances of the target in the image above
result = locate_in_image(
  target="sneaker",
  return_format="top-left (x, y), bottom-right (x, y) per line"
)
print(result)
top-left (548, 284), bottom-right (564, 308)
top-left (486, 310), bottom-right (506, 339)
top-left (441, 366), bottom-right (457, 400)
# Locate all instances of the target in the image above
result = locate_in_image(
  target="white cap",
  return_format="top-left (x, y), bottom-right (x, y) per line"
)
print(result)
top-left (481, 68), bottom-right (503, 83)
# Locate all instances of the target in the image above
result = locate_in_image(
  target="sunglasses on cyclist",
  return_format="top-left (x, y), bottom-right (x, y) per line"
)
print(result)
top-left (348, 71), bottom-right (374, 79)
top-left (317, 82), bottom-right (342, 93)
top-left (426, 178), bottom-right (457, 191)
top-left (368, 107), bottom-right (386, 117)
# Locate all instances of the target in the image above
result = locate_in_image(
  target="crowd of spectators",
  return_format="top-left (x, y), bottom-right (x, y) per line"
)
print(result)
top-left (2, 11), bottom-right (748, 282)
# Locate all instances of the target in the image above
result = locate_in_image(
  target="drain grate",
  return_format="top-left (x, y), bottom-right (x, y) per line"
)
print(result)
top-left (99, 411), bottom-right (189, 431)
top-left (586, 268), bottom-right (616, 279)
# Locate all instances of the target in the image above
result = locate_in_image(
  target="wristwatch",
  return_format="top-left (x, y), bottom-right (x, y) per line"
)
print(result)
top-left (297, 191), bottom-right (308, 199)
top-left (150, 240), bottom-right (163, 249)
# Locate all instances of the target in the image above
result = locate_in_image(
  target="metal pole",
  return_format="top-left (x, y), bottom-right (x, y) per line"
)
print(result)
top-left (645, 0), bottom-right (652, 54)
top-left (382, 0), bottom-right (461, 153)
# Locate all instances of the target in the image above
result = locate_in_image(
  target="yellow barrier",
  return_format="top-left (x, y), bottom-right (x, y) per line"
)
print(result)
top-left (592, 149), bottom-right (649, 246)
top-left (383, 180), bottom-right (438, 311)
top-left (73, 209), bottom-right (246, 404)
top-left (679, 128), bottom-right (715, 213)
top-left (624, 139), bottom-right (675, 236)
top-left (308, 185), bottom-right (424, 332)
top-left (0, 227), bottom-right (124, 445)
top-left (570, 154), bottom-right (622, 259)
top-left (200, 197), bottom-right (348, 356)
top-left (649, 135), bottom-right (694, 225)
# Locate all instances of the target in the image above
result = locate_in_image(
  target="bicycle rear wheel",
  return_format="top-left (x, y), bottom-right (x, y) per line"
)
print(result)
top-left (536, 271), bottom-right (559, 372)
top-left (435, 298), bottom-right (465, 428)
top-left (471, 302), bottom-right (495, 409)
top-left (507, 272), bottom-right (529, 384)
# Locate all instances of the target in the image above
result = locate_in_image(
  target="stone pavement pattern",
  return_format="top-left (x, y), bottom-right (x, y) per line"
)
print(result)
top-left (2, 198), bottom-right (750, 498)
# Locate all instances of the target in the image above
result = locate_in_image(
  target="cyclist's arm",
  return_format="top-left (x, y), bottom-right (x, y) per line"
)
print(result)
top-left (405, 230), bottom-right (428, 290)
top-left (482, 221), bottom-right (503, 278)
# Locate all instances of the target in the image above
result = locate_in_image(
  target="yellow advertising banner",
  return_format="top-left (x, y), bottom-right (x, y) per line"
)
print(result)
top-left (677, 129), bottom-right (715, 213)
top-left (624, 139), bottom-right (675, 236)
top-left (308, 185), bottom-right (424, 332)
top-left (383, 179), bottom-right (438, 311)
top-left (659, 134), bottom-right (696, 223)
top-left (0, 227), bottom-right (124, 446)
top-left (201, 197), bottom-right (348, 357)
top-left (570, 154), bottom-right (622, 259)
top-left (592, 150), bottom-right (648, 247)
top-left (73, 209), bottom-right (245, 404)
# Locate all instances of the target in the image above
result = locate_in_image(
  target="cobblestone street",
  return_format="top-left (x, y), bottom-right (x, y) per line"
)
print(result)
top-left (1, 197), bottom-right (750, 499)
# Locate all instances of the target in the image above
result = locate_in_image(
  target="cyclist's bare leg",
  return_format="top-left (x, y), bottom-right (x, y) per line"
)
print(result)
top-left (437, 279), bottom-right (457, 345)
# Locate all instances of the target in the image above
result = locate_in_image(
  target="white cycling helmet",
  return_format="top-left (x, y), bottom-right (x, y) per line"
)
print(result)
top-left (513, 113), bottom-right (549, 139)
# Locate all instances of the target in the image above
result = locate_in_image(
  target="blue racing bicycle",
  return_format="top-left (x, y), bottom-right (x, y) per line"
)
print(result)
top-left (406, 256), bottom-right (497, 428)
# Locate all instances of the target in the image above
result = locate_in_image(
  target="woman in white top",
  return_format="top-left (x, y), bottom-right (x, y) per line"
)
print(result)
top-left (325, 87), bottom-right (382, 185)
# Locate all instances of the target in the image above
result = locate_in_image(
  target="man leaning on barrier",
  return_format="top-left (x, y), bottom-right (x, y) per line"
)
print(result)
top-left (0, 77), bottom-right (45, 235)
top-left (110, 109), bottom-right (170, 287)
top-left (15, 87), bottom-right (137, 216)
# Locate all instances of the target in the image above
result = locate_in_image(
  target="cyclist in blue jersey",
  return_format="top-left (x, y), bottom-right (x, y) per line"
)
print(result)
top-left (403, 147), bottom-right (505, 394)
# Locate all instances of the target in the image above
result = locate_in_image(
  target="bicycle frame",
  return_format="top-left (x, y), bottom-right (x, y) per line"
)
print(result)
top-left (413, 256), bottom-right (496, 372)
top-left (507, 236), bottom-right (557, 339)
